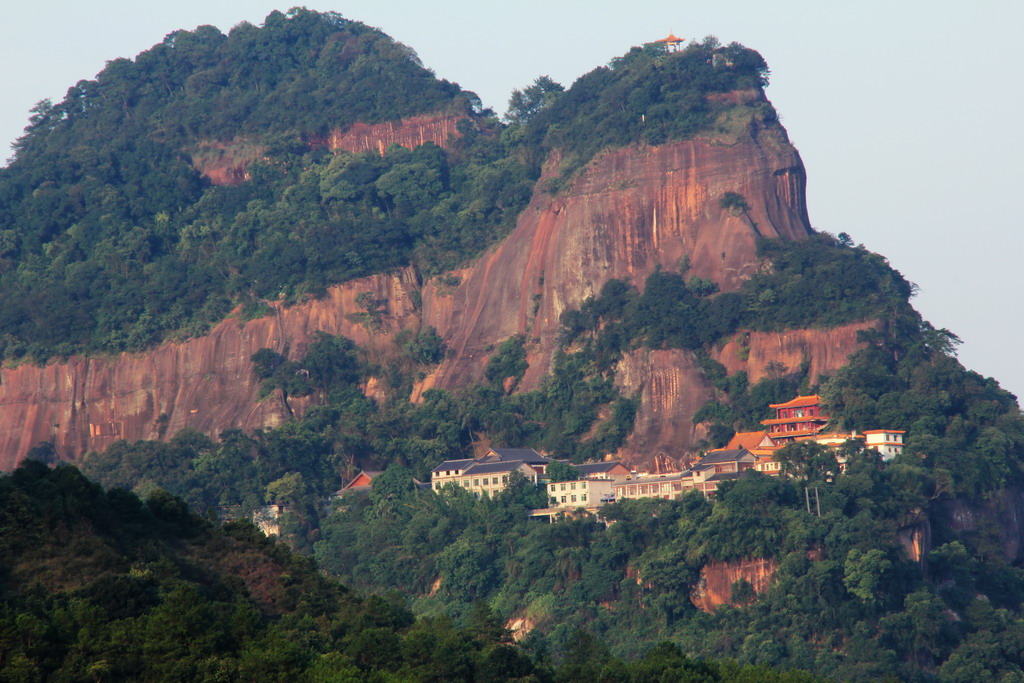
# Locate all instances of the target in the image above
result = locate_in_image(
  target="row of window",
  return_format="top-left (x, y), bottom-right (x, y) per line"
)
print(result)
top-left (616, 481), bottom-right (685, 496)
top-left (550, 494), bottom-right (588, 505)
top-left (433, 475), bottom-right (510, 490)
top-left (547, 481), bottom-right (587, 492)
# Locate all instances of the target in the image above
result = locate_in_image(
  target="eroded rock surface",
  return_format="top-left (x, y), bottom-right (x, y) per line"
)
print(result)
top-left (691, 557), bottom-right (779, 613)
top-left (1, 112), bottom-right (872, 469)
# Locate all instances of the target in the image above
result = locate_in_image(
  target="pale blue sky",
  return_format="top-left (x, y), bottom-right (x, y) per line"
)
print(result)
top-left (3, 1), bottom-right (1023, 399)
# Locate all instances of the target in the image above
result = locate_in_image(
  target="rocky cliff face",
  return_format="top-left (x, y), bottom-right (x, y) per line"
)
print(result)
top-left (191, 113), bottom-right (465, 186)
top-left (0, 270), bottom-right (420, 470)
top-left (312, 113), bottom-right (465, 155)
top-left (0, 109), bottom-right (871, 469)
top-left (418, 123), bottom-right (813, 397)
top-left (691, 557), bottom-right (779, 613)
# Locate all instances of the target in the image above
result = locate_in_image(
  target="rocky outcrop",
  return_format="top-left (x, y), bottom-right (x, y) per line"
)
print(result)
top-left (308, 113), bottom-right (465, 155)
top-left (191, 113), bottom-right (465, 187)
top-left (712, 321), bottom-right (879, 385)
top-left (0, 270), bottom-right (420, 470)
top-left (898, 516), bottom-right (932, 565)
top-left (0, 108), bottom-right (870, 469)
top-left (938, 487), bottom-right (1024, 564)
top-left (691, 557), bottom-right (779, 613)
top-left (614, 349), bottom-right (714, 470)
top-left (190, 139), bottom-right (266, 186)
top-left (420, 122), bottom-right (813, 398)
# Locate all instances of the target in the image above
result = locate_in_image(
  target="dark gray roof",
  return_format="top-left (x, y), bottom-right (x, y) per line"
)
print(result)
top-left (704, 472), bottom-right (742, 482)
top-left (464, 460), bottom-right (534, 475)
top-left (618, 472), bottom-right (692, 484)
top-left (431, 458), bottom-right (476, 473)
top-left (486, 448), bottom-right (550, 464)
top-left (575, 462), bottom-right (627, 474)
top-left (698, 449), bottom-right (755, 465)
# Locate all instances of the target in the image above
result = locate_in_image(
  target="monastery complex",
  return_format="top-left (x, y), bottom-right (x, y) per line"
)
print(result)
top-left (341, 395), bottom-right (905, 520)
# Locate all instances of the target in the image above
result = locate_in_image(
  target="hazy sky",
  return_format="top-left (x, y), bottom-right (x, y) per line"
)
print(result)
top-left (3, 1), bottom-right (1023, 399)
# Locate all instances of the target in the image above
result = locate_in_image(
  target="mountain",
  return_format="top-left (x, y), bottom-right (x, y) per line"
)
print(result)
top-left (0, 17), bottom-right (867, 469)
top-left (5, 11), bottom-right (1024, 681)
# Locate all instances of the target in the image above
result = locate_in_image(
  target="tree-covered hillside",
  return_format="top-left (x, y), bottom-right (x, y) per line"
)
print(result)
top-left (0, 461), bottom-right (823, 681)
top-left (0, 10), bottom-right (776, 363)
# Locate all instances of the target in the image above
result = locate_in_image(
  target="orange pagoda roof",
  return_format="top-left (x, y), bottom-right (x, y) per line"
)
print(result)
top-left (768, 395), bottom-right (822, 410)
top-left (656, 33), bottom-right (685, 44)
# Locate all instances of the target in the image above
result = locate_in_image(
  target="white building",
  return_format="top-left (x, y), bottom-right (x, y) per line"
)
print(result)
top-left (864, 430), bottom-right (905, 461)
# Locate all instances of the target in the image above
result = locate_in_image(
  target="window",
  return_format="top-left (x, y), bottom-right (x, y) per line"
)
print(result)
top-left (581, 482), bottom-right (587, 489)
top-left (581, 494), bottom-right (587, 502)
top-left (473, 479), bottom-right (480, 486)
top-left (560, 483), bottom-right (566, 491)
top-left (502, 476), bottom-right (508, 484)
top-left (570, 482), bottom-right (576, 490)
top-left (571, 495), bottom-right (576, 503)
top-left (549, 484), bottom-right (556, 492)
top-left (561, 496), bottom-right (567, 503)
top-left (550, 497), bottom-right (557, 505)
top-left (463, 479), bottom-right (469, 487)
top-left (492, 477), bottom-right (499, 485)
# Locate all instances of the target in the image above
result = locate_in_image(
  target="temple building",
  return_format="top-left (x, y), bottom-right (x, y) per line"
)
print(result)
top-left (761, 395), bottom-right (830, 442)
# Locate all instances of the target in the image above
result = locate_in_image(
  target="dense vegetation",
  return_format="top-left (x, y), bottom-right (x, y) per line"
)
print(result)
top-left (312, 451), bottom-right (1024, 682)
top-left (0, 8), bottom-right (531, 362)
top-left (512, 37), bottom-right (775, 185)
top-left (1, 461), bottom-right (824, 681)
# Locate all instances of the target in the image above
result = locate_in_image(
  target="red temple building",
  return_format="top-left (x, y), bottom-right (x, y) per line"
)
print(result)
top-left (761, 395), bottom-right (830, 442)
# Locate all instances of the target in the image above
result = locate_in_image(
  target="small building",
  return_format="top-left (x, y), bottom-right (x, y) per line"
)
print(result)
top-left (654, 32), bottom-right (686, 52)
top-left (547, 479), bottom-right (614, 508)
top-left (480, 448), bottom-right (553, 476)
top-left (864, 430), bottom-right (905, 461)
top-left (614, 472), bottom-right (694, 501)
top-left (430, 458), bottom-right (478, 490)
top-left (725, 431), bottom-right (778, 451)
top-left (573, 461), bottom-right (632, 481)
top-left (337, 470), bottom-right (382, 494)
top-left (761, 395), bottom-right (830, 442)
top-left (430, 452), bottom-right (543, 498)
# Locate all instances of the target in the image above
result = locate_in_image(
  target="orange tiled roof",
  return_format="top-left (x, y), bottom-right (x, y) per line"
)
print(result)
top-left (656, 33), bottom-right (685, 44)
top-left (725, 431), bottom-right (773, 451)
top-left (768, 395), bottom-right (822, 410)
top-left (766, 427), bottom-right (827, 438)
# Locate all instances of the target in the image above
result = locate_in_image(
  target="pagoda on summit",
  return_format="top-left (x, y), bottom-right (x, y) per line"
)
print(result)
top-left (655, 32), bottom-right (685, 52)
top-left (761, 395), bottom-right (830, 443)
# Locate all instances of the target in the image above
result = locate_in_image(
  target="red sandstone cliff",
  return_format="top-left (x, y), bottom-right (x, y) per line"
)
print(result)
top-left (309, 113), bottom-right (466, 155)
top-left (691, 557), bottom-right (779, 612)
top-left (0, 271), bottom-right (420, 470)
top-left (0, 108), bottom-right (873, 470)
top-left (191, 113), bottom-right (465, 186)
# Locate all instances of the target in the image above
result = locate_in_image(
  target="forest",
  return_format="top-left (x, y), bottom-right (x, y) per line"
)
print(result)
top-left (0, 461), bottom-right (824, 681)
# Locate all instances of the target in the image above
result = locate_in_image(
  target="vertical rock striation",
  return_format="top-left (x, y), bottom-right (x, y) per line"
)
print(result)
top-left (0, 112), bottom-right (872, 469)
